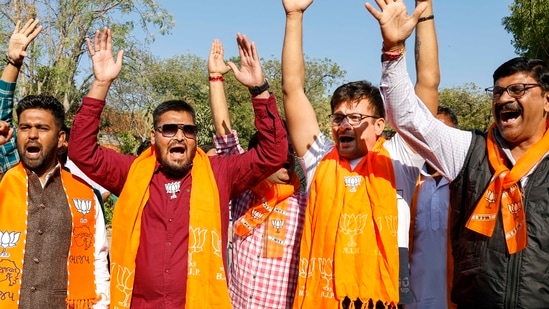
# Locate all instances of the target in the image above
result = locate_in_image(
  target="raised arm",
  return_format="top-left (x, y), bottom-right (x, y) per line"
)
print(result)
top-left (0, 19), bottom-right (42, 172)
top-left (220, 33), bottom-right (288, 195)
top-left (208, 39), bottom-right (232, 136)
top-left (2, 19), bottom-right (42, 82)
top-left (367, 0), bottom-right (470, 181)
top-left (85, 28), bottom-right (124, 100)
top-left (69, 28), bottom-right (132, 196)
top-left (414, 0), bottom-right (439, 115)
top-left (281, 0), bottom-right (317, 157)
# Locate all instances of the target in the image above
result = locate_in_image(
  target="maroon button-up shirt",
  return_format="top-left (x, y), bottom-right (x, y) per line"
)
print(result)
top-left (69, 94), bottom-right (287, 308)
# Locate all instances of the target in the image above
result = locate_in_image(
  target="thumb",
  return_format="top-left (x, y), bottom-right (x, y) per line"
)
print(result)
top-left (226, 61), bottom-right (239, 74)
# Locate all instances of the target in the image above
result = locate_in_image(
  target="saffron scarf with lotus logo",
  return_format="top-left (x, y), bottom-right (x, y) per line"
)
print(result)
top-left (293, 138), bottom-right (399, 309)
top-left (109, 146), bottom-right (231, 309)
top-left (0, 162), bottom-right (98, 308)
top-left (466, 123), bottom-right (549, 254)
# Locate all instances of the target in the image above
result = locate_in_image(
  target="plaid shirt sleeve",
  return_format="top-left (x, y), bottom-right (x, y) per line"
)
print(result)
top-left (213, 130), bottom-right (245, 156)
top-left (0, 79), bottom-right (19, 173)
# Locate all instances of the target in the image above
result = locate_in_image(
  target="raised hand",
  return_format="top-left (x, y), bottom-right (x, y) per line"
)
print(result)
top-left (86, 27), bottom-right (124, 84)
top-left (227, 33), bottom-right (264, 88)
top-left (365, 0), bottom-right (428, 50)
top-left (208, 39), bottom-right (231, 76)
top-left (0, 121), bottom-right (13, 146)
top-left (282, 0), bottom-right (314, 14)
top-left (8, 19), bottom-right (43, 65)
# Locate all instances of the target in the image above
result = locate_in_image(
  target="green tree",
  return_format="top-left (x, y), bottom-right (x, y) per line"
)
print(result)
top-left (502, 0), bottom-right (549, 62)
top-left (439, 83), bottom-right (492, 131)
top-left (0, 0), bottom-right (174, 115)
top-left (105, 53), bottom-right (346, 151)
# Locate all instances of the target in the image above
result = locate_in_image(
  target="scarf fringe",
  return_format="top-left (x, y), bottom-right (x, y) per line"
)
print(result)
top-left (339, 298), bottom-right (396, 309)
top-left (66, 297), bottom-right (97, 309)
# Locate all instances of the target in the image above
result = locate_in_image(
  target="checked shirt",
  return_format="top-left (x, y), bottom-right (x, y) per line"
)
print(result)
top-left (214, 131), bottom-right (307, 309)
top-left (0, 80), bottom-right (19, 173)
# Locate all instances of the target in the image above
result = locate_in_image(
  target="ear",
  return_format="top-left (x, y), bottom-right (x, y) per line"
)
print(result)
top-left (150, 129), bottom-right (156, 145)
top-left (58, 130), bottom-right (66, 148)
top-left (374, 117), bottom-right (386, 137)
top-left (544, 90), bottom-right (549, 113)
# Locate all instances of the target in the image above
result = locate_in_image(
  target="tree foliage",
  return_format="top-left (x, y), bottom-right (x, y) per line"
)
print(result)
top-left (103, 52), bottom-right (346, 152)
top-left (502, 0), bottom-right (549, 63)
top-left (0, 0), bottom-right (174, 116)
top-left (439, 83), bottom-right (492, 131)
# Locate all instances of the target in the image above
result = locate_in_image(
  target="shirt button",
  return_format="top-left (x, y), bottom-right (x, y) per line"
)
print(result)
top-left (30, 286), bottom-right (36, 292)
top-left (166, 242), bottom-right (171, 246)
top-left (37, 230), bottom-right (43, 235)
top-left (165, 269), bottom-right (169, 273)
top-left (168, 218), bottom-right (173, 222)
top-left (33, 257), bottom-right (39, 263)
top-left (39, 203), bottom-right (46, 209)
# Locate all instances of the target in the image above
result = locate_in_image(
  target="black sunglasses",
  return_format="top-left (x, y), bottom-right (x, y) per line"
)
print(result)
top-left (156, 123), bottom-right (198, 139)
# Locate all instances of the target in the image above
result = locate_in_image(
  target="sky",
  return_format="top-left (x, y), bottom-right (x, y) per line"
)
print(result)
top-left (149, 0), bottom-right (517, 90)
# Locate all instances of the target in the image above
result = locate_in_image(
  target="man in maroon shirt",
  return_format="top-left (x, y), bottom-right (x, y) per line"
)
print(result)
top-left (69, 28), bottom-right (287, 308)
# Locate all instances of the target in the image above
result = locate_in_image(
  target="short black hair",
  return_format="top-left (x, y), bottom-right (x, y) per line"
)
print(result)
top-left (330, 81), bottom-right (385, 119)
top-left (437, 106), bottom-right (459, 127)
top-left (16, 95), bottom-right (65, 130)
top-left (493, 57), bottom-right (549, 94)
top-left (152, 100), bottom-right (196, 128)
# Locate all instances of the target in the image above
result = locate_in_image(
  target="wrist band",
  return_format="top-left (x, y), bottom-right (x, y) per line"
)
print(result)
top-left (209, 75), bottom-right (225, 82)
top-left (418, 15), bottom-right (434, 23)
top-left (381, 45), bottom-right (405, 61)
top-left (5, 55), bottom-right (22, 68)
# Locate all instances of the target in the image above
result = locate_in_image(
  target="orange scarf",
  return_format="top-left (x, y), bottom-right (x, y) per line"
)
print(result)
top-left (0, 162), bottom-right (98, 308)
top-left (233, 174), bottom-right (300, 258)
top-left (294, 138), bottom-right (398, 309)
top-left (466, 123), bottom-right (549, 254)
top-left (109, 147), bottom-right (232, 308)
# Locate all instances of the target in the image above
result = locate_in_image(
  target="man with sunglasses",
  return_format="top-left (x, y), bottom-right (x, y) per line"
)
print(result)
top-left (69, 29), bottom-right (287, 308)
top-left (369, 0), bottom-right (549, 307)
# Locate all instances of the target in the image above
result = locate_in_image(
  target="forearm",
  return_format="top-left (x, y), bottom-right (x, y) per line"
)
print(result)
top-left (228, 93), bottom-right (287, 195)
top-left (68, 96), bottom-right (133, 195)
top-left (381, 55), bottom-right (469, 180)
top-left (86, 80), bottom-right (112, 101)
top-left (414, 1), bottom-right (439, 115)
top-left (1, 63), bottom-right (21, 83)
top-left (214, 130), bottom-right (245, 156)
top-left (282, 11), bottom-right (320, 157)
top-left (209, 77), bottom-right (232, 135)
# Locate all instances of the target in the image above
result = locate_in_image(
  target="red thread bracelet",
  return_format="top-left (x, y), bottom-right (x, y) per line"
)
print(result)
top-left (209, 76), bottom-right (225, 82)
top-left (381, 45), bottom-right (405, 61)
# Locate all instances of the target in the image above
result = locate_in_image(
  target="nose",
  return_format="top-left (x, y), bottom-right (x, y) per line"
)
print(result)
top-left (495, 89), bottom-right (514, 104)
top-left (173, 127), bottom-right (186, 140)
top-left (28, 127), bottom-right (39, 139)
top-left (338, 117), bottom-right (352, 129)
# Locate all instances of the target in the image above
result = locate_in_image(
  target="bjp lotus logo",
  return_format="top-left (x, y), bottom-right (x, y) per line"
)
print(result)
top-left (344, 176), bottom-right (362, 193)
top-left (339, 214), bottom-right (368, 247)
top-left (188, 226), bottom-right (207, 267)
top-left (318, 258), bottom-right (333, 291)
top-left (73, 198), bottom-right (92, 223)
top-left (299, 257), bottom-right (315, 279)
top-left (0, 231), bottom-right (20, 257)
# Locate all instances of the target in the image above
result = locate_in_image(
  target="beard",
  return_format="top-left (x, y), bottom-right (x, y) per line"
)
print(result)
top-left (156, 143), bottom-right (196, 179)
top-left (18, 142), bottom-right (59, 176)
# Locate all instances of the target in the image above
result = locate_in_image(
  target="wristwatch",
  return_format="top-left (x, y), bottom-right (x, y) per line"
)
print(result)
top-left (248, 79), bottom-right (270, 96)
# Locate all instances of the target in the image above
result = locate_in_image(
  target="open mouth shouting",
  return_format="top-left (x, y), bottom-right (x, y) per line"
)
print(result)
top-left (495, 102), bottom-right (523, 125)
top-left (168, 143), bottom-right (187, 161)
top-left (24, 142), bottom-right (42, 160)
